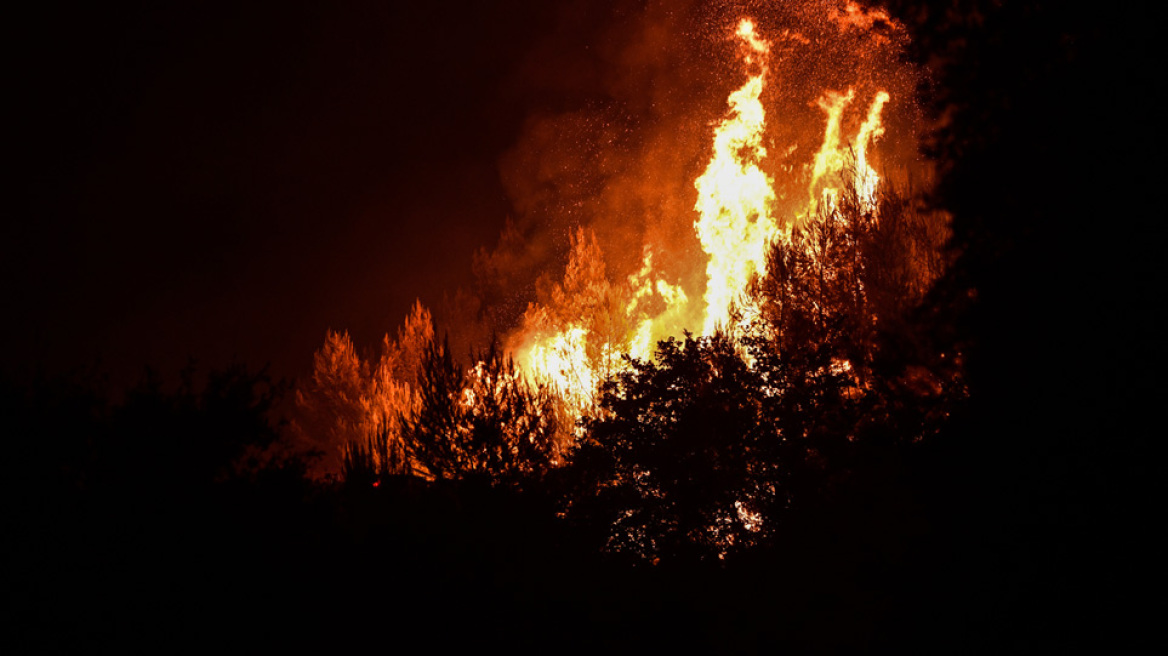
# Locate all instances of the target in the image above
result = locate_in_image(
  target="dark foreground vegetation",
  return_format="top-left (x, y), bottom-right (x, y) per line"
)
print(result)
top-left (0, 363), bottom-right (976, 652)
top-left (6, 2), bottom-right (1158, 652)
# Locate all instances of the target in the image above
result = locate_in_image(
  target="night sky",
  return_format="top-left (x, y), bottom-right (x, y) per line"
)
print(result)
top-left (6, 0), bottom-right (600, 387)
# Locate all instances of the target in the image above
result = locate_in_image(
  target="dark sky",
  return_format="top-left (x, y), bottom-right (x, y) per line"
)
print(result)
top-left (5, 0), bottom-right (597, 387)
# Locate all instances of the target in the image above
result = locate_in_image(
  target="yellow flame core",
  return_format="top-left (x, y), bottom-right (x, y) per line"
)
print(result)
top-left (516, 244), bottom-right (691, 418)
top-left (521, 324), bottom-right (613, 413)
top-left (809, 88), bottom-right (856, 210)
top-left (694, 19), bottom-right (777, 336)
top-left (854, 91), bottom-right (890, 209)
top-left (808, 88), bottom-right (890, 218)
top-left (625, 250), bottom-right (689, 362)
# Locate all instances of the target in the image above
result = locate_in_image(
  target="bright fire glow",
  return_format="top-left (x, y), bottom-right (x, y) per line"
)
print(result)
top-left (694, 19), bottom-right (778, 336)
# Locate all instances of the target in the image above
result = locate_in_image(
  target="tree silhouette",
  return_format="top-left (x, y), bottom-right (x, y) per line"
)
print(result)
top-left (880, 2), bottom-right (1160, 647)
top-left (99, 363), bottom-right (287, 493)
top-left (565, 332), bottom-right (778, 563)
top-left (402, 336), bottom-right (558, 488)
top-left (750, 174), bottom-right (959, 490)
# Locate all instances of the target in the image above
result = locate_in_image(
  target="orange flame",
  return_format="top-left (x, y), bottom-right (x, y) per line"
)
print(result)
top-left (694, 19), bottom-right (778, 336)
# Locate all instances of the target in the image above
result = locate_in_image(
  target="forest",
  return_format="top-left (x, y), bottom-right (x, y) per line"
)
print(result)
top-left (5, 1), bottom-right (1158, 652)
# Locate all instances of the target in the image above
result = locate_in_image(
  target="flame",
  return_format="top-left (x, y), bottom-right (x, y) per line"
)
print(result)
top-left (626, 249), bottom-right (690, 362)
top-left (519, 323), bottom-right (606, 413)
top-left (809, 88), bottom-right (856, 212)
top-left (831, 0), bottom-right (894, 35)
top-left (806, 88), bottom-right (890, 219)
top-left (514, 242), bottom-right (690, 419)
top-left (854, 90), bottom-right (890, 209)
top-left (693, 19), bottom-right (778, 336)
top-left (508, 12), bottom-right (901, 422)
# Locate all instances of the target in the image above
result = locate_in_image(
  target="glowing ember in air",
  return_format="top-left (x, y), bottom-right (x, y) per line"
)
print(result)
top-left (694, 19), bottom-right (778, 336)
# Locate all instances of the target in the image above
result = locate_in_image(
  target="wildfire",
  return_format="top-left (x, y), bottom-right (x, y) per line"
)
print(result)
top-left (309, 2), bottom-right (921, 461)
top-left (512, 9), bottom-right (899, 419)
top-left (519, 323), bottom-right (607, 413)
top-left (514, 17), bottom-right (785, 410)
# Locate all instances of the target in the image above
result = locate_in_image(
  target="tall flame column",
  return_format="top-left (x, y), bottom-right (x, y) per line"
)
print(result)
top-left (693, 20), bottom-right (779, 336)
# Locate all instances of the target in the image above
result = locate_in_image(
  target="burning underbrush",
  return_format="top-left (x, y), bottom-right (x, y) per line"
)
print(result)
top-left (294, 1), bottom-right (963, 561)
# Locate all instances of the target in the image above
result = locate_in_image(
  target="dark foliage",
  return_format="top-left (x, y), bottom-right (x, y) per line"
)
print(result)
top-left (108, 364), bottom-right (287, 491)
top-left (566, 332), bottom-right (778, 563)
top-left (753, 179), bottom-right (961, 469)
top-left (885, 1), bottom-right (1161, 648)
top-left (341, 423), bottom-right (406, 485)
top-left (3, 363), bottom-right (286, 504)
top-left (3, 365), bottom-right (320, 651)
top-left (555, 164), bottom-right (958, 565)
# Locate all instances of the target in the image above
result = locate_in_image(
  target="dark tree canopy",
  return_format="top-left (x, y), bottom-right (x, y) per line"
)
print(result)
top-left (566, 332), bottom-right (778, 563)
